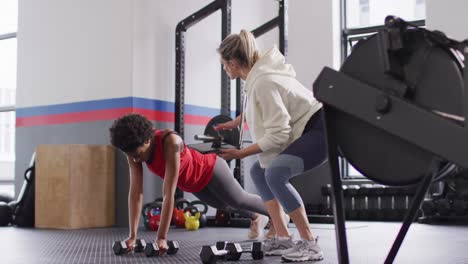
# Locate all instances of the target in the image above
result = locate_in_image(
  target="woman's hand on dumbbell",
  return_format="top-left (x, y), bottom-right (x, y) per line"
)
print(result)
top-left (124, 236), bottom-right (136, 252)
top-left (156, 238), bottom-right (168, 255)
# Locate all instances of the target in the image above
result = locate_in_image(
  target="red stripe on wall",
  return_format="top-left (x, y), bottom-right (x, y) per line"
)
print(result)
top-left (132, 108), bottom-right (212, 125)
top-left (16, 108), bottom-right (215, 127)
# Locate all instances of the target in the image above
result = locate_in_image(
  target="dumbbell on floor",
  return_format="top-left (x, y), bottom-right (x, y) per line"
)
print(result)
top-left (216, 241), bottom-right (264, 260)
top-left (144, 240), bottom-right (179, 257)
top-left (200, 241), bottom-right (264, 263)
top-left (112, 239), bottom-right (147, 255)
top-left (200, 245), bottom-right (228, 263)
top-left (225, 242), bottom-right (264, 261)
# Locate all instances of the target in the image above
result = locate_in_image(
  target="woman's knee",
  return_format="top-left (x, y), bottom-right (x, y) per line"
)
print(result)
top-left (264, 154), bottom-right (304, 186)
top-left (264, 166), bottom-right (290, 190)
top-left (264, 168), bottom-right (304, 212)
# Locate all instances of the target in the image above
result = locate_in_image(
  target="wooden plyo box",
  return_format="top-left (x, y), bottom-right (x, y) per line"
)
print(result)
top-left (35, 145), bottom-right (115, 229)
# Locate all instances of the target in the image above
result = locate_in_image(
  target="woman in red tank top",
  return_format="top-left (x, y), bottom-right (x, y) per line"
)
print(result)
top-left (109, 114), bottom-right (278, 255)
top-left (145, 129), bottom-right (217, 193)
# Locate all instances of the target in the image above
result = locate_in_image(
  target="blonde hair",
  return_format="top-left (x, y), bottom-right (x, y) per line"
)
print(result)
top-left (217, 29), bottom-right (260, 69)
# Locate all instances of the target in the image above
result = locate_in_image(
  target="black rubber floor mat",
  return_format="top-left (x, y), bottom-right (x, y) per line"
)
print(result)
top-left (1, 223), bottom-right (468, 263)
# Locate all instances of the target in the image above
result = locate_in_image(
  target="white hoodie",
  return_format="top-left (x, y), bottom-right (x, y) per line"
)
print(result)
top-left (244, 46), bottom-right (322, 168)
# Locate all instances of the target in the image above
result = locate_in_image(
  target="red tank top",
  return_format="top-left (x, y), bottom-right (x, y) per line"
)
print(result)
top-left (145, 130), bottom-right (217, 192)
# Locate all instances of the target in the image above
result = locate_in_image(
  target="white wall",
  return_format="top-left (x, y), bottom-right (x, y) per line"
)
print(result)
top-left (17, 0), bottom-right (339, 109)
top-left (132, 0), bottom-right (277, 110)
top-left (289, 0), bottom-right (340, 91)
top-left (426, 0), bottom-right (468, 41)
top-left (131, 0), bottom-right (340, 120)
top-left (17, 0), bottom-right (134, 107)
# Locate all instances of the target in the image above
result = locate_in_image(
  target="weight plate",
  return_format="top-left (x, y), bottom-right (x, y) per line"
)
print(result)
top-left (336, 29), bottom-right (464, 185)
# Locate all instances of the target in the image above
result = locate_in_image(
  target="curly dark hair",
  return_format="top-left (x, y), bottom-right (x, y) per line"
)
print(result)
top-left (109, 113), bottom-right (154, 153)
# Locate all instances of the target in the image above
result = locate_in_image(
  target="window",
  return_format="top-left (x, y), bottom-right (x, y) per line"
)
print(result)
top-left (0, 0), bottom-right (18, 196)
top-left (345, 0), bottom-right (425, 28)
top-left (340, 0), bottom-right (425, 179)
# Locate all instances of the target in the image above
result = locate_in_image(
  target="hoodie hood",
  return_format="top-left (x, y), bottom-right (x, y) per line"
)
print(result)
top-left (244, 46), bottom-right (296, 92)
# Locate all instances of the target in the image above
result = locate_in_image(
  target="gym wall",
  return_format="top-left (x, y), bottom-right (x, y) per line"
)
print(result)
top-left (426, 0), bottom-right (468, 41)
top-left (15, 0), bottom-right (339, 226)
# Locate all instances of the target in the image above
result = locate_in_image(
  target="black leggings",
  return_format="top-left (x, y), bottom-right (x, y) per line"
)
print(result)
top-left (193, 158), bottom-right (269, 219)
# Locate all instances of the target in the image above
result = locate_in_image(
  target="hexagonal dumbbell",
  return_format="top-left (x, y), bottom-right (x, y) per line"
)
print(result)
top-left (225, 241), bottom-right (264, 261)
top-left (134, 239), bottom-right (147, 253)
top-left (200, 241), bottom-right (263, 263)
top-left (200, 245), bottom-right (229, 264)
top-left (112, 239), bottom-right (147, 255)
top-left (144, 240), bottom-right (179, 257)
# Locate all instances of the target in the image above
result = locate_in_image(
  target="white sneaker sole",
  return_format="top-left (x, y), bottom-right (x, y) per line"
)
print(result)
top-left (281, 252), bottom-right (324, 262)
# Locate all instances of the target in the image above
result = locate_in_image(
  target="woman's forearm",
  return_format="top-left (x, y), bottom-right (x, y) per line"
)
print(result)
top-left (241, 143), bottom-right (263, 157)
top-left (157, 194), bottom-right (175, 240)
top-left (157, 133), bottom-right (182, 240)
top-left (128, 192), bottom-right (143, 238)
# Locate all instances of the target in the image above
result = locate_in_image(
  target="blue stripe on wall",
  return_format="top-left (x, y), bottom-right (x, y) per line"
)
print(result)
top-left (16, 97), bottom-right (232, 118)
top-left (16, 97), bottom-right (133, 117)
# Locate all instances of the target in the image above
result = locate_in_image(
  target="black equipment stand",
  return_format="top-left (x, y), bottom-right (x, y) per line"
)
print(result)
top-left (314, 16), bottom-right (468, 263)
top-left (174, 0), bottom-right (231, 199)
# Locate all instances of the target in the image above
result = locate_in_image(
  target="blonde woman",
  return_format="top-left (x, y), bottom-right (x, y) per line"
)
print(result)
top-left (215, 30), bottom-right (326, 262)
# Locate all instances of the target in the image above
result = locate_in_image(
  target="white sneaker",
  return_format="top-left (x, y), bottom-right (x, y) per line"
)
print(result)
top-left (264, 212), bottom-right (290, 240)
top-left (263, 236), bottom-right (296, 256)
top-left (247, 214), bottom-right (270, 240)
top-left (281, 238), bottom-right (324, 262)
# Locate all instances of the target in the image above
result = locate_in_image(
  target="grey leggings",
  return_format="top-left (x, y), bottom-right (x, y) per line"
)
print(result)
top-left (193, 158), bottom-right (269, 219)
top-left (250, 110), bottom-right (327, 213)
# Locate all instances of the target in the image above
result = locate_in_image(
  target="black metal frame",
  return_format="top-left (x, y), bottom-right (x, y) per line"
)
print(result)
top-left (175, 0), bottom-right (231, 139)
top-left (314, 28), bottom-right (468, 262)
top-left (233, 0), bottom-right (288, 186)
top-left (236, 0), bottom-right (288, 115)
top-left (342, 19), bottom-right (425, 57)
top-left (174, 0), bottom-right (231, 199)
top-left (340, 0), bottom-right (426, 56)
top-left (323, 112), bottom-right (440, 263)
top-left (174, 0), bottom-right (288, 190)
top-left (252, 0), bottom-right (288, 56)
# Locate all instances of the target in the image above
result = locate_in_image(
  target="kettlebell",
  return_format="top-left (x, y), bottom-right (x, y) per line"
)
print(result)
top-left (173, 207), bottom-right (185, 228)
top-left (142, 199), bottom-right (163, 217)
top-left (146, 204), bottom-right (161, 231)
top-left (141, 199), bottom-right (163, 230)
top-left (175, 198), bottom-right (190, 209)
top-left (148, 214), bottom-right (161, 231)
top-left (190, 200), bottom-right (208, 228)
top-left (183, 206), bottom-right (200, 231)
top-left (173, 198), bottom-right (190, 228)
